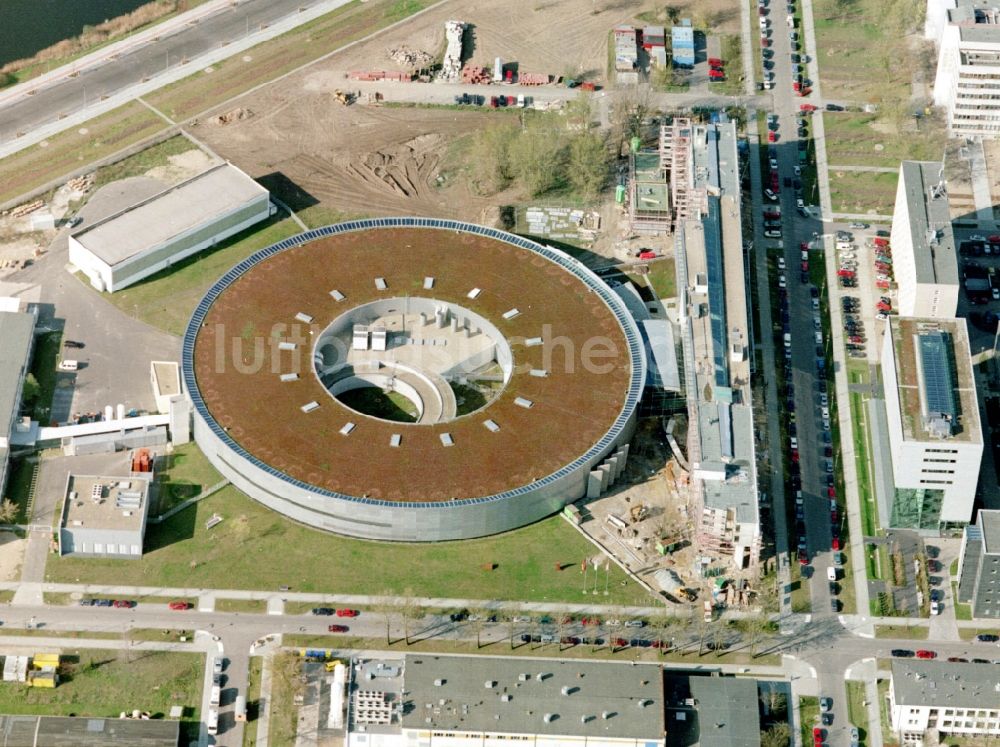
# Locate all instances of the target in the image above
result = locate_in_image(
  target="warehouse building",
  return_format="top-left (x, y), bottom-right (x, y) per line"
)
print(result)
top-left (671, 20), bottom-right (695, 67)
top-left (890, 161), bottom-right (958, 319)
top-left (889, 659), bottom-right (1000, 740)
top-left (58, 472), bottom-right (152, 558)
top-left (399, 654), bottom-right (665, 746)
top-left (0, 714), bottom-right (179, 746)
top-left (957, 508), bottom-right (1000, 617)
top-left (878, 316), bottom-right (982, 533)
top-left (927, 0), bottom-right (1000, 137)
top-left (0, 307), bottom-right (36, 500)
top-left (69, 162), bottom-right (271, 293)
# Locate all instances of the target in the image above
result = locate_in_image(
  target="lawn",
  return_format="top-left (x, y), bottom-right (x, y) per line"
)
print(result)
top-left (243, 657), bottom-right (263, 746)
top-left (0, 102), bottom-right (167, 206)
top-left (846, 680), bottom-right (869, 747)
top-left (91, 134), bottom-right (202, 190)
top-left (1, 458), bottom-right (36, 523)
top-left (799, 696), bottom-right (820, 746)
top-left (823, 114), bottom-right (940, 169)
top-left (874, 624), bottom-right (929, 640)
top-left (646, 257), bottom-right (677, 299)
top-left (146, 0), bottom-right (430, 122)
top-left (829, 170), bottom-right (898, 215)
top-left (214, 598), bottom-right (266, 613)
top-left (0, 649), bottom-right (201, 723)
top-left (958, 627), bottom-right (1000, 641)
top-left (46, 482), bottom-right (641, 604)
top-left (337, 388), bottom-right (417, 422)
top-left (790, 562), bottom-right (812, 613)
top-left (153, 442), bottom-right (223, 515)
top-left (850, 392), bottom-right (879, 538)
top-left (951, 583), bottom-right (972, 621)
top-left (90, 216), bottom-right (299, 336)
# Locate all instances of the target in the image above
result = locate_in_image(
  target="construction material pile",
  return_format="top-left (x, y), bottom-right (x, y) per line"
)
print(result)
top-left (9, 200), bottom-right (44, 218)
top-left (386, 45), bottom-right (433, 69)
top-left (518, 73), bottom-right (551, 85)
top-left (440, 20), bottom-right (465, 82)
top-left (66, 173), bottom-right (94, 193)
top-left (461, 65), bottom-right (491, 84)
top-left (210, 107), bottom-right (254, 126)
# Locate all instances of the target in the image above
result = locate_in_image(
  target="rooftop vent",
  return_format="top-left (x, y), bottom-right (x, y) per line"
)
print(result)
top-left (390, 434), bottom-right (402, 447)
top-left (440, 433), bottom-right (454, 447)
top-left (295, 312), bottom-right (313, 323)
top-left (518, 673), bottom-right (530, 682)
top-left (375, 277), bottom-right (388, 291)
top-left (467, 288), bottom-right (482, 299)
top-left (301, 401), bottom-right (320, 413)
top-left (424, 277), bottom-right (435, 290)
top-left (514, 397), bottom-right (534, 409)
top-left (501, 694), bottom-right (512, 702)
top-left (485, 681), bottom-right (496, 689)
top-left (502, 308), bottom-right (520, 320)
top-left (279, 373), bottom-right (299, 382)
top-left (434, 679), bottom-right (445, 687)
top-left (278, 341), bottom-right (296, 351)
top-left (340, 423), bottom-right (356, 436)
top-left (483, 419), bottom-right (500, 432)
top-left (330, 290), bottom-right (345, 301)
top-left (543, 713), bottom-right (556, 723)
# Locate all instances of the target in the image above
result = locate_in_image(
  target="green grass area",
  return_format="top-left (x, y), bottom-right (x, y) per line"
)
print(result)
top-left (0, 628), bottom-right (121, 640)
top-left (790, 563), bottom-right (812, 613)
top-left (146, 0), bottom-right (428, 122)
top-left (950, 558), bottom-right (959, 576)
top-left (708, 35), bottom-right (744, 95)
top-left (0, 591), bottom-right (14, 604)
top-left (90, 216), bottom-right (299, 336)
top-left (43, 592), bottom-right (75, 606)
top-left (799, 696), bottom-right (820, 746)
top-left (214, 598), bottom-right (267, 613)
top-left (0, 649), bottom-right (201, 722)
top-left (846, 680), bottom-right (869, 747)
top-left (296, 205), bottom-right (370, 230)
top-left (243, 657), bottom-right (263, 746)
top-left (267, 655), bottom-right (300, 747)
top-left (646, 258), bottom-right (677, 299)
top-left (91, 134), bottom-right (200, 190)
top-left (952, 582), bottom-right (972, 620)
top-left (850, 392), bottom-right (878, 539)
top-left (29, 331), bottom-right (63, 424)
top-left (823, 114), bottom-right (939, 169)
top-left (153, 442), bottom-right (223, 515)
top-left (47, 481), bottom-right (641, 603)
top-left (337, 388), bottom-right (417, 423)
top-left (451, 382), bottom-right (494, 417)
top-left (135, 594), bottom-right (196, 606)
top-left (1, 458), bottom-right (36, 523)
top-left (129, 628), bottom-right (196, 642)
top-left (0, 102), bottom-right (167, 206)
top-left (874, 624), bottom-right (929, 640)
top-left (877, 679), bottom-right (896, 746)
top-left (829, 170), bottom-right (897, 215)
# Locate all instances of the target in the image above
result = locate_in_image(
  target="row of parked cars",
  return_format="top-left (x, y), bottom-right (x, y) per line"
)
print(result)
top-left (841, 296), bottom-right (866, 359)
top-left (78, 598), bottom-right (134, 608)
top-left (519, 633), bottom-right (672, 649)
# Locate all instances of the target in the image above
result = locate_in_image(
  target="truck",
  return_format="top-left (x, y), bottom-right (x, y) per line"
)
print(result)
top-left (206, 709), bottom-right (218, 736)
top-left (235, 695), bottom-right (247, 722)
top-left (210, 685), bottom-right (221, 707)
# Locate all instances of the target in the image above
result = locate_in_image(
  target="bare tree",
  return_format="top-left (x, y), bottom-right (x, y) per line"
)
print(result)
top-left (761, 722), bottom-right (791, 747)
top-left (609, 87), bottom-right (651, 150)
top-left (401, 588), bottom-right (418, 645)
top-left (0, 499), bottom-right (19, 524)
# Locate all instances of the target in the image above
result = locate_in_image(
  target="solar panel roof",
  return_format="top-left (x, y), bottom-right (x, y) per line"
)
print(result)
top-left (916, 331), bottom-right (956, 419)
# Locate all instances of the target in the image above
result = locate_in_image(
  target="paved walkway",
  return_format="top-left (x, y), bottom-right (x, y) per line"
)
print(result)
top-left (968, 137), bottom-right (995, 223)
top-left (257, 651), bottom-right (274, 747)
top-left (827, 165), bottom-right (899, 174)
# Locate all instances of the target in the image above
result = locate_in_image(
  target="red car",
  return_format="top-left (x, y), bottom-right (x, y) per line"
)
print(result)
top-left (915, 649), bottom-right (937, 659)
top-left (873, 237), bottom-right (889, 247)
top-left (768, 130), bottom-right (777, 142)
top-left (793, 81), bottom-right (801, 92)
top-left (831, 537), bottom-right (841, 551)
top-left (113, 599), bottom-right (134, 609)
top-left (828, 487), bottom-right (836, 498)
top-left (613, 637), bottom-right (628, 648)
top-left (761, 36), bottom-right (771, 47)
top-left (791, 450), bottom-right (800, 462)
top-left (336, 608), bottom-right (359, 617)
top-left (798, 549), bottom-right (809, 565)
top-left (708, 57), bottom-right (724, 66)
top-left (800, 103), bottom-right (817, 112)
top-left (801, 261), bottom-right (809, 272)
top-left (990, 235), bottom-right (1000, 243)
top-left (327, 624), bottom-right (349, 633)
top-left (168, 600), bottom-right (191, 611)
top-left (709, 70), bottom-right (725, 80)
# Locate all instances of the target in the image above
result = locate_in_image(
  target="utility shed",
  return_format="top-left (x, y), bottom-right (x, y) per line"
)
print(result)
top-left (0, 714), bottom-right (180, 746)
top-left (58, 473), bottom-right (152, 558)
top-left (68, 162), bottom-right (271, 293)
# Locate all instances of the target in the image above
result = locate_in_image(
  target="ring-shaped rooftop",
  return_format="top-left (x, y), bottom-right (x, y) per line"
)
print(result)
top-left (183, 218), bottom-right (645, 505)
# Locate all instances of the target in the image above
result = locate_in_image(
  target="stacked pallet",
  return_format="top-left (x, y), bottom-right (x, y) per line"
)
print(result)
top-left (461, 65), bottom-right (491, 84)
top-left (518, 73), bottom-right (550, 85)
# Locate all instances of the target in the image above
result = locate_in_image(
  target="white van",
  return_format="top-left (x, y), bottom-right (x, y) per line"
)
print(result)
top-left (210, 685), bottom-right (221, 707)
top-left (57, 359), bottom-right (78, 371)
top-left (206, 709), bottom-right (218, 736)
top-left (827, 567), bottom-right (837, 582)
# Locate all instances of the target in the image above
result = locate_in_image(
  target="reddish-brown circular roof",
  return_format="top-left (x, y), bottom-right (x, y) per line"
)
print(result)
top-left (190, 223), bottom-right (637, 503)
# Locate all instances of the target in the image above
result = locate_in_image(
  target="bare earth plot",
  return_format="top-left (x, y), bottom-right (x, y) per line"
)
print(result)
top-left (828, 169), bottom-right (898, 215)
top-left (823, 114), bottom-right (940, 169)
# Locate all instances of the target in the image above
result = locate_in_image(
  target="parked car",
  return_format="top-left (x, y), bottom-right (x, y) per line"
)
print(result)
top-left (915, 649), bottom-right (937, 659)
top-left (113, 600), bottom-right (134, 609)
top-left (63, 340), bottom-right (85, 349)
top-left (311, 607), bottom-right (335, 616)
top-left (168, 601), bottom-right (191, 611)
top-left (336, 608), bottom-right (359, 617)
top-left (327, 624), bottom-right (349, 633)
top-left (891, 649), bottom-right (915, 657)
top-left (976, 633), bottom-right (999, 642)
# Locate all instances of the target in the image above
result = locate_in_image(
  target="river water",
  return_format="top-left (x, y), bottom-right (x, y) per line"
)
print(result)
top-left (1, 0), bottom-right (150, 67)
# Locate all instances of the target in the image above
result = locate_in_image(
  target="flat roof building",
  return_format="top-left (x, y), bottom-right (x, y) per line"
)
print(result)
top-left (69, 163), bottom-right (271, 293)
top-left (58, 472), bottom-right (152, 558)
top-left (150, 361), bottom-right (181, 415)
top-left (675, 119), bottom-right (760, 567)
top-left (880, 316), bottom-right (982, 533)
top-left (399, 654), bottom-right (665, 745)
top-left (0, 714), bottom-right (179, 746)
top-left (957, 509), bottom-right (1000, 617)
top-left (688, 676), bottom-right (761, 747)
top-left (927, 0), bottom-right (1000, 136)
top-left (890, 161), bottom-right (958, 318)
top-left (0, 307), bottom-right (36, 499)
top-left (889, 659), bottom-right (1000, 740)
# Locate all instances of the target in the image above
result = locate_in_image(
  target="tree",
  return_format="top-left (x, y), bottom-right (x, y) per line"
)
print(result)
top-left (510, 122), bottom-right (565, 196)
top-left (568, 132), bottom-right (609, 199)
top-left (761, 723), bottom-right (791, 747)
top-left (470, 123), bottom-right (518, 194)
top-left (20, 373), bottom-right (39, 406)
top-left (610, 87), bottom-right (650, 148)
top-left (0, 499), bottom-right (18, 524)
top-left (745, 611), bottom-right (771, 657)
top-left (401, 588), bottom-right (418, 645)
top-left (565, 91), bottom-right (594, 131)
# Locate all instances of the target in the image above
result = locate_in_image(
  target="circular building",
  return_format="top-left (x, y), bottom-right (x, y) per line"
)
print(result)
top-left (182, 218), bottom-right (645, 541)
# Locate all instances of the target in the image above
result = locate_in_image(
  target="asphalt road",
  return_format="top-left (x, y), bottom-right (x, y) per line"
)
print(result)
top-left (0, 0), bottom-right (325, 141)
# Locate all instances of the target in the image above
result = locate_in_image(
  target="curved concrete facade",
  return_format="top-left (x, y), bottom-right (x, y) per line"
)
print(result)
top-left (183, 218), bottom-right (646, 541)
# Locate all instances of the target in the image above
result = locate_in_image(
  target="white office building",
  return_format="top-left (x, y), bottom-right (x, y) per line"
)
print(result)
top-left (69, 163), bottom-right (271, 293)
top-left (927, 0), bottom-right (1000, 137)
top-left (880, 317), bottom-right (982, 533)
top-left (890, 659), bottom-right (1000, 742)
top-left (890, 161), bottom-right (959, 319)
